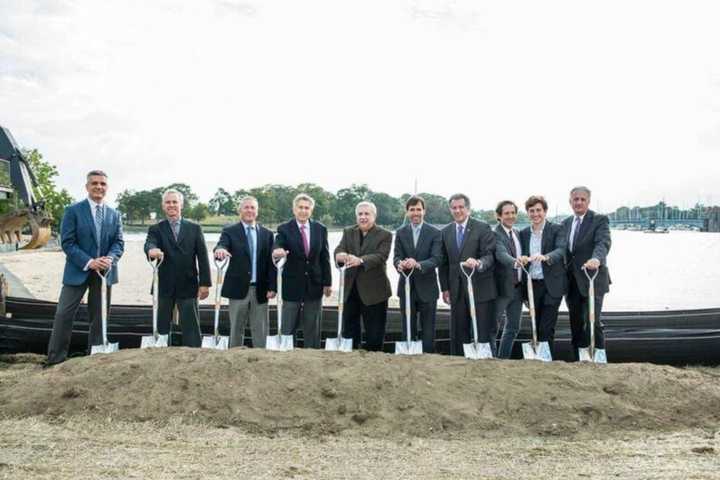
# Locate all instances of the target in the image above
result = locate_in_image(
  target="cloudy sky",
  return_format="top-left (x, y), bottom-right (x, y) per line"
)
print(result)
top-left (1, 0), bottom-right (719, 214)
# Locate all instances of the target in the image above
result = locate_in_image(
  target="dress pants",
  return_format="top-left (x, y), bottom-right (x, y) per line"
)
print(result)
top-left (47, 272), bottom-right (111, 365)
top-left (529, 279), bottom-right (562, 356)
top-left (157, 296), bottom-right (202, 347)
top-left (449, 288), bottom-right (494, 356)
top-left (281, 298), bottom-right (322, 348)
top-left (342, 284), bottom-right (388, 351)
top-left (228, 286), bottom-right (268, 348)
top-left (398, 290), bottom-right (437, 353)
top-left (566, 274), bottom-right (606, 360)
top-left (495, 283), bottom-right (524, 359)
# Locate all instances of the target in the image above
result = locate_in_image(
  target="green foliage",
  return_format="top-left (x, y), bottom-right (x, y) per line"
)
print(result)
top-left (23, 149), bottom-right (74, 229)
top-left (187, 202), bottom-right (210, 222)
top-left (208, 188), bottom-right (235, 216)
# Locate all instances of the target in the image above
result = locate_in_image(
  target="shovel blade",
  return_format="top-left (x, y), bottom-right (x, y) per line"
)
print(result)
top-left (463, 342), bottom-right (493, 360)
top-left (395, 340), bottom-right (423, 356)
top-left (90, 342), bottom-right (119, 356)
top-left (325, 337), bottom-right (353, 353)
top-left (140, 334), bottom-right (169, 349)
top-left (201, 335), bottom-right (229, 350)
top-left (266, 334), bottom-right (294, 352)
top-left (578, 348), bottom-right (608, 364)
top-left (521, 342), bottom-right (552, 361)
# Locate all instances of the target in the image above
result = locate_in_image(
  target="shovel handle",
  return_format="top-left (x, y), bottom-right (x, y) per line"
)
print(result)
top-left (582, 266), bottom-right (598, 360)
top-left (96, 265), bottom-right (112, 346)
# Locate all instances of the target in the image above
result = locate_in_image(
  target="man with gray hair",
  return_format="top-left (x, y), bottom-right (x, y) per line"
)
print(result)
top-left (272, 193), bottom-right (332, 348)
top-left (334, 201), bottom-right (392, 351)
top-left (562, 186), bottom-right (612, 360)
top-left (215, 196), bottom-right (276, 348)
top-left (144, 189), bottom-right (211, 347)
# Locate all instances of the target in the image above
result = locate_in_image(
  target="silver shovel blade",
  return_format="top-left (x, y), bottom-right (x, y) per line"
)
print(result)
top-left (91, 342), bottom-right (119, 355)
top-left (521, 341), bottom-right (552, 361)
top-left (578, 347), bottom-right (608, 364)
top-left (325, 337), bottom-right (353, 352)
top-left (463, 342), bottom-right (493, 360)
top-left (140, 334), bottom-right (169, 349)
top-left (201, 335), bottom-right (229, 350)
top-left (266, 334), bottom-right (294, 351)
top-left (395, 340), bottom-right (423, 356)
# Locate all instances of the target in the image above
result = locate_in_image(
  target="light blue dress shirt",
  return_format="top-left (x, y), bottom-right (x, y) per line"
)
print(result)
top-left (529, 223), bottom-right (545, 280)
top-left (243, 222), bottom-right (258, 283)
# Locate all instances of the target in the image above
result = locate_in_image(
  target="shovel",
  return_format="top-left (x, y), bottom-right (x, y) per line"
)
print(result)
top-left (141, 256), bottom-right (169, 348)
top-left (90, 265), bottom-right (119, 355)
top-left (325, 263), bottom-right (353, 352)
top-left (519, 263), bottom-right (552, 361)
top-left (578, 267), bottom-right (607, 363)
top-left (460, 263), bottom-right (493, 360)
top-left (202, 257), bottom-right (230, 350)
top-left (266, 256), bottom-right (294, 351)
top-left (395, 267), bottom-right (422, 355)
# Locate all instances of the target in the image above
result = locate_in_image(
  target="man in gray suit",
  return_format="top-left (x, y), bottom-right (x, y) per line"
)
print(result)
top-left (562, 186), bottom-right (612, 360)
top-left (493, 200), bottom-right (524, 359)
top-left (393, 195), bottom-right (443, 353)
top-left (439, 193), bottom-right (497, 356)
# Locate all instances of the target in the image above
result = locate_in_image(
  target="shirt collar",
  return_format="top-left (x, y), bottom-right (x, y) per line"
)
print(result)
top-left (455, 217), bottom-right (469, 229)
top-left (296, 220), bottom-right (310, 230)
top-left (87, 198), bottom-right (104, 209)
top-left (242, 221), bottom-right (256, 230)
top-left (531, 221), bottom-right (546, 235)
top-left (167, 216), bottom-right (182, 223)
top-left (575, 213), bottom-right (586, 222)
top-left (501, 224), bottom-right (514, 235)
top-left (411, 222), bottom-right (423, 231)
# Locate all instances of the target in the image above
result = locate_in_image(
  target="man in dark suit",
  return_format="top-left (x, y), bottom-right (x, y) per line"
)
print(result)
top-left (272, 193), bottom-right (332, 348)
top-left (562, 186), bottom-right (612, 360)
top-left (439, 193), bottom-right (497, 356)
top-left (334, 201), bottom-right (392, 351)
top-left (518, 195), bottom-right (567, 356)
top-left (393, 195), bottom-right (442, 353)
top-left (493, 200), bottom-right (524, 359)
top-left (214, 196), bottom-right (276, 348)
top-left (144, 189), bottom-right (211, 347)
top-left (46, 170), bottom-right (124, 365)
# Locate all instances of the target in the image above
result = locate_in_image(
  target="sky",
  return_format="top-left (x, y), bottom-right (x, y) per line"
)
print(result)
top-left (1, 0), bottom-right (719, 214)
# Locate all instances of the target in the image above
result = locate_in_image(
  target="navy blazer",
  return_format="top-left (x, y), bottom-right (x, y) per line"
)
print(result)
top-left (518, 221), bottom-right (567, 299)
top-left (562, 210), bottom-right (612, 296)
top-left (60, 199), bottom-right (124, 286)
top-left (392, 222), bottom-right (442, 303)
top-left (273, 219), bottom-right (332, 302)
top-left (215, 222), bottom-right (276, 302)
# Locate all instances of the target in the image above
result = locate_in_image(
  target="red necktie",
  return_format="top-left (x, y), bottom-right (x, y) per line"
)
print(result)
top-left (300, 224), bottom-right (310, 256)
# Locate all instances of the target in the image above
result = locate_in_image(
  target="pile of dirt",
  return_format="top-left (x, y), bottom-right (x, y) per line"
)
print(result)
top-left (1, 349), bottom-right (719, 439)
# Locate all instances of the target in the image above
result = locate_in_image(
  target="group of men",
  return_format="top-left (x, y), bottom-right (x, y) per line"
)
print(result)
top-left (45, 169), bottom-right (611, 366)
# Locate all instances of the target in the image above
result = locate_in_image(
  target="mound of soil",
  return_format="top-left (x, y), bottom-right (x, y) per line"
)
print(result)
top-left (1, 349), bottom-right (719, 439)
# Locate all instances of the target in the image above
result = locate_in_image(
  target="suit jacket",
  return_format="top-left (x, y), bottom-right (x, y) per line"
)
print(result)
top-left (273, 219), bottom-right (332, 302)
top-left (215, 222), bottom-right (276, 302)
top-left (519, 221), bottom-right (568, 298)
top-left (562, 210), bottom-right (612, 296)
top-left (333, 225), bottom-right (392, 306)
top-left (144, 219), bottom-right (211, 299)
top-left (392, 223), bottom-right (442, 303)
top-left (439, 218), bottom-right (497, 303)
top-left (60, 199), bottom-right (124, 286)
top-left (493, 224), bottom-right (522, 298)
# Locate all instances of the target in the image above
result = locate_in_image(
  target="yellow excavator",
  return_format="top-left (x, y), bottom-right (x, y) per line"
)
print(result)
top-left (0, 126), bottom-right (52, 249)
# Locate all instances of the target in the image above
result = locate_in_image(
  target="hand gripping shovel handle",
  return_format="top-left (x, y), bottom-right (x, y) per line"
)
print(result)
top-left (400, 268), bottom-right (414, 345)
top-left (273, 257), bottom-right (287, 335)
top-left (148, 257), bottom-right (164, 338)
top-left (519, 262), bottom-right (538, 349)
top-left (583, 266), bottom-right (600, 360)
top-left (96, 265), bottom-right (113, 347)
top-left (213, 257), bottom-right (229, 338)
top-left (460, 263), bottom-right (479, 346)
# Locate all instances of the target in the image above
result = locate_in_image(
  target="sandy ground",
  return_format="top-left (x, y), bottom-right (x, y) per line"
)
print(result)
top-left (1, 351), bottom-right (719, 479)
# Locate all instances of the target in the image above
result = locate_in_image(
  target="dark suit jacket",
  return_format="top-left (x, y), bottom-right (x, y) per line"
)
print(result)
top-left (392, 222), bottom-right (442, 303)
top-left (519, 221), bottom-right (568, 299)
top-left (60, 199), bottom-right (124, 286)
top-left (144, 219), bottom-right (211, 299)
top-left (273, 219), bottom-right (332, 302)
top-left (333, 225), bottom-right (392, 306)
top-left (215, 222), bottom-right (276, 302)
top-left (493, 224), bottom-right (522, 298)
top-left (439, 218), bottom-right (497, 303)
top-left (562, 210), bottom-right (612, 296)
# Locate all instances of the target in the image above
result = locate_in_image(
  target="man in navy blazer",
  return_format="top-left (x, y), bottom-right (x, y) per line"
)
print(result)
top-left (393, 195), bottom-right (442, 352)
top-left (214, 196), bottom-right (276, 348)
top-left (272, 193), bottom-right (332, 348)
top-left (46, 170), bottom-right (124, 365)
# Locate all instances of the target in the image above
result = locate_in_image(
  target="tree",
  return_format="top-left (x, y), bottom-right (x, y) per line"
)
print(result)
top-left (23, 149), bottom-right (74, 229)
top-left (209, 188), bottom-right (235, 216)
top-left (367, 191), bottom-right (404, 227)
top-left (332, 184), bottom-right (371, 226)
top-left (187, 202), bottom-right (210, 222)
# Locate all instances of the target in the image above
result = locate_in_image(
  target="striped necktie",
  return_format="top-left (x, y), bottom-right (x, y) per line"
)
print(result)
top-left (94, 204), bottom-right (104, 256)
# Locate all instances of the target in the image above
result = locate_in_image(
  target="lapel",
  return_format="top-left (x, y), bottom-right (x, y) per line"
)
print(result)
top-left (238, 223), bottom-right (252, 260)
top-left (82, 200), bottom-right (100, 248)
top-left (411, 223), bottom-right (424, 256)
top-left (458, 219), bottom-right (472, 257)
top-left (575, 211), bottom-right (593, 247)
top-left (176, 219), bottom-right (186, 245)
top-left (541, 222), bottom-right (553, 254)
top-left (162, 219), bottom-right (179, 246)
top-left (289, 220), bottom-right (305, 258)
top-left (308, 220), bottom-right (319, 257)
top-left (359, 226), bottom-right (374, 255)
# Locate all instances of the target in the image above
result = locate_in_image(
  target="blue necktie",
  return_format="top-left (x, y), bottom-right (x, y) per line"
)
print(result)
top-left (247, 226), bottom-right (256, 283)
top-left (456, 225), bottom-right (464, 251)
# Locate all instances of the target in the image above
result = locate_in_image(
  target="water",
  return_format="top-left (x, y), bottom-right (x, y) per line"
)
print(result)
top-left (123, 229), bottom-right (720, 311)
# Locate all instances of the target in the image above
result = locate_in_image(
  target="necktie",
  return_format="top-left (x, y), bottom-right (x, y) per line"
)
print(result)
top-left (94, 205), bottom-right (103, 256)
top-left (571, 216), bottom-right (582, 252)
top-left (508, 229), bottom-right (520, 284)
top-left (456, 225), bottom-right (464, 251)
top-left (171, 220), bottom-right (180, 240)
top-left (412, 226), bottom-right (420, 248)
top-left (246, 226), bottom-right (255, 259)
top-left (300, 224), bottom-right (310, 256)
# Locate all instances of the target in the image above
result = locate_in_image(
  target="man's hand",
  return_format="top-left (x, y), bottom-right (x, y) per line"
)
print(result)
top-left (335, 252), bottom-right (347, 265)
top-left (323, 286), bottom-right (332, 297)
top-left (148, 248), bottom-right (164, 260)
top-left (583, 258), bottom-right (601, 270)
top-left (403, 258), bottom-right (419, 270)
top-left (215, 248), bottom-right (231, 260)
top-left (272, 248), bottom-right (288, 259)
top-left (267, 291), bottom-right (276, 299)
top-left (462, 257), bottom-right (481, 270)
top-left (529, 254), bottom-right (548, 263)
top-left (518, 256), bottom-right (530, 266)
top-left (442, 290), bottom-right (451, 305)
top-left (198, 286), bottom-right (209, 300)
top-left (345, 254), bottom-right (363, 268)
top-left (90, 256), bottom-right (113, 271)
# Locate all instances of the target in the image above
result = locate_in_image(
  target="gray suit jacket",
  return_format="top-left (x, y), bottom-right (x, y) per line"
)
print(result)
top-left (439, 218), bottom-right (497, 303)
top-left (519, 221), bottom-right (568, 299)
top-left (562, 210), bottom-right (612, 296)
top-left (392, 223), bottom-right (442, 303)
top-left (493, 224), bottom-right (522, 298)
top-left (334, 225), bottom-right (392, 306)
